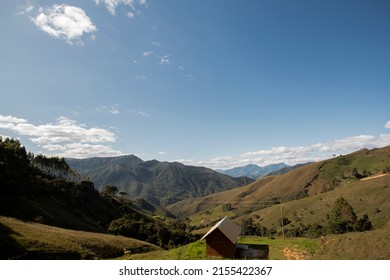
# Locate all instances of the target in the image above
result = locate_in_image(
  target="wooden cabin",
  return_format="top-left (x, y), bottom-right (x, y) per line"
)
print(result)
top-left (201, 216), bottom-right (241, 259)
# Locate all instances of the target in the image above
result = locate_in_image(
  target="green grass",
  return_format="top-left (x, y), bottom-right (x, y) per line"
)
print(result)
top-left (129, 226), bottom-right (390, 260)
top-left (0, 216), bottom-right (160, 259)
top-left (128, 240), bottom-right (208, 260)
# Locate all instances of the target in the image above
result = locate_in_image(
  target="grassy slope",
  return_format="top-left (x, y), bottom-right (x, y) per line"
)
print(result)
top-left (237, 174), bottom-right (390, 231)
top-left (130, 227), bottom-right (390, 260)
top-left (0, 216), bottom-right (161, 260)
top-left (188, 174), bottom-right (390, 234)
top-left (169, 147), bottom-right (390, 229)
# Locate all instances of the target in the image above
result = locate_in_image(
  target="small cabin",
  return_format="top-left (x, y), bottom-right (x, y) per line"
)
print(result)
top-left (201, 216), bottom-right (241, 259)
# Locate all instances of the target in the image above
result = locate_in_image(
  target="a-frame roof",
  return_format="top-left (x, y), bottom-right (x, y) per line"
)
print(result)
top-left (201, 216), bottom-right (241, 244)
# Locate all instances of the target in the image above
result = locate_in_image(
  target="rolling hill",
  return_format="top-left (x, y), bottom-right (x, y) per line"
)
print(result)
top-left (167, 146), bottom-right (390, 219)
top-left (66, 156), bottom-right (254, 206)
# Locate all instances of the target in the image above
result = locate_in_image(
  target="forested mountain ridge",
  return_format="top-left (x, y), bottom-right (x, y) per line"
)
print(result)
top-left (66, 156), bottom-right (254, 206)
top-left (0, 138), bottom-right (198, 259)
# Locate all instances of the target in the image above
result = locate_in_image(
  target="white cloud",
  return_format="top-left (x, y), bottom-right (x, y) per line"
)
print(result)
top-left (31, 4), bottom-right (97, 45)
top-left (17, 2), bottom-right (34, 15)
top-left (127, 11), bottom-right (135, 18)
top-left (43, 143), bottom-right (123, 158)
top-left (95, 0), bottom-right (147, 16)
top-left (385, 121), bottom-right (390, 129)
top-left (0, 115), bottom-right (27, 124)
top-left (143, 51), bottom-right (154, 57)
top-left (128, 109), bottom-right (151, 117)
top-left (0, 114), bottom-right (122, 158)
top-left (95, 105), bottom-right (120, 115)
top-left (159, 55), bottom-right (171, 65)
top-left (158, 151), bottom-right (167, 155)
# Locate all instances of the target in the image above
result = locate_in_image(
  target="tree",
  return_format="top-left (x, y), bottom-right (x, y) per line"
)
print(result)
top-left (328, 197), bottom-right (358, 234)
top-left (222, 203), bottom-right (232, 212)
top-left (0, 137), bottom-right (33, 194)
top-left (101, 185), bottom-right (119, 196)
top-left (352, 168), bottom-right (363, 179)
top-left (240, 217), bottom-right (256, 235)
top-left (357, 214), bottom-right (373, 232)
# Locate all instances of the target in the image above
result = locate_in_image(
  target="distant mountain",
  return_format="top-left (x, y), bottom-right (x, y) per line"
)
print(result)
top-left (66, 156), bottom-right (254, 206)
top-left (217, 163), bottom-right (288, 179)
top-left (266, 162), bottom-right (312, 176)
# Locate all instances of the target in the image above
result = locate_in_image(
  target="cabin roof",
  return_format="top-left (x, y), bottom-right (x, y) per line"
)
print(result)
top-left (201, 216), bottom-right (241, 244)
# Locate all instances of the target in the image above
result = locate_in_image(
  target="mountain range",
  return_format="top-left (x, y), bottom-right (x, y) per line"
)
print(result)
top-left (217, 163), bottom-right (289, 179)
top-left (66, 155), bottom-right (254, 206)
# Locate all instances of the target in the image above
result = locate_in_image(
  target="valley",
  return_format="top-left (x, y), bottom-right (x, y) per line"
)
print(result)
top-left (1, 137), bottom-right (389, 259)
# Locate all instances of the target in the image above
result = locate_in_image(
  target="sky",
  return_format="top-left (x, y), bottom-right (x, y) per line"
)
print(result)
top-left (0, 0), bottom-right (390, 170)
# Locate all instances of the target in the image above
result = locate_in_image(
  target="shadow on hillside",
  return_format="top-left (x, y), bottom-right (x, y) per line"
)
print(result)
top-left (0, 222), bottom-right (26, 259)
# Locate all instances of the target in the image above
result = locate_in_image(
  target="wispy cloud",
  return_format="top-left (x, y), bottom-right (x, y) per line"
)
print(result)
top-left (385, 120), bottom-right (390, 129)
top-left (143, 50), bottom-right (154, 57)
top-left (127, 11), bottom-right (135, 19)
top-left (17, 1), bottom-right (34, 15)
top-left (0, 115), bottom-right (122, 158)
top-left (95, 0), bottom-right (148, 16)
top-left (95, 105), bottom-right (120, 115)
top-left (177, 133), bottom-right (390, 169)
top-left (142, 51), bottom-right (172, 65)
top-left (159, 55), bottom-right (171, 65)
top-left (128, 109), bottom-right (151, 117)
top-left (30, 4), bottom-right (97, 45)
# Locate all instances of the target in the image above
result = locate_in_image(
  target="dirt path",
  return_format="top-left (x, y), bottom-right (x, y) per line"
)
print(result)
top-left (282, 247), bottom-right (307, 260)
top-left (360, 173), bottom-right (389, 181)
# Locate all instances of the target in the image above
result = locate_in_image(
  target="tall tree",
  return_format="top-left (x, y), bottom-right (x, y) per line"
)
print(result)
top-left (328, 197), bottom-right (358, 234)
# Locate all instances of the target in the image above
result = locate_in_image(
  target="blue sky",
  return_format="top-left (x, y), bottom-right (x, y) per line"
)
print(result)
top-left (1, 0), bottom-right (390, 169)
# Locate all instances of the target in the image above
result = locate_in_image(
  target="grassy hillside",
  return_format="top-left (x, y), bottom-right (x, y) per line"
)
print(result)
top-left (168, 146), bottom-right (390, 219)
top-left (236, 174), bottom-right (390, 232)
top-left (0, 216), bottom-right (161, 259)
top-left (128, 227), bottom-right (390, 260)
